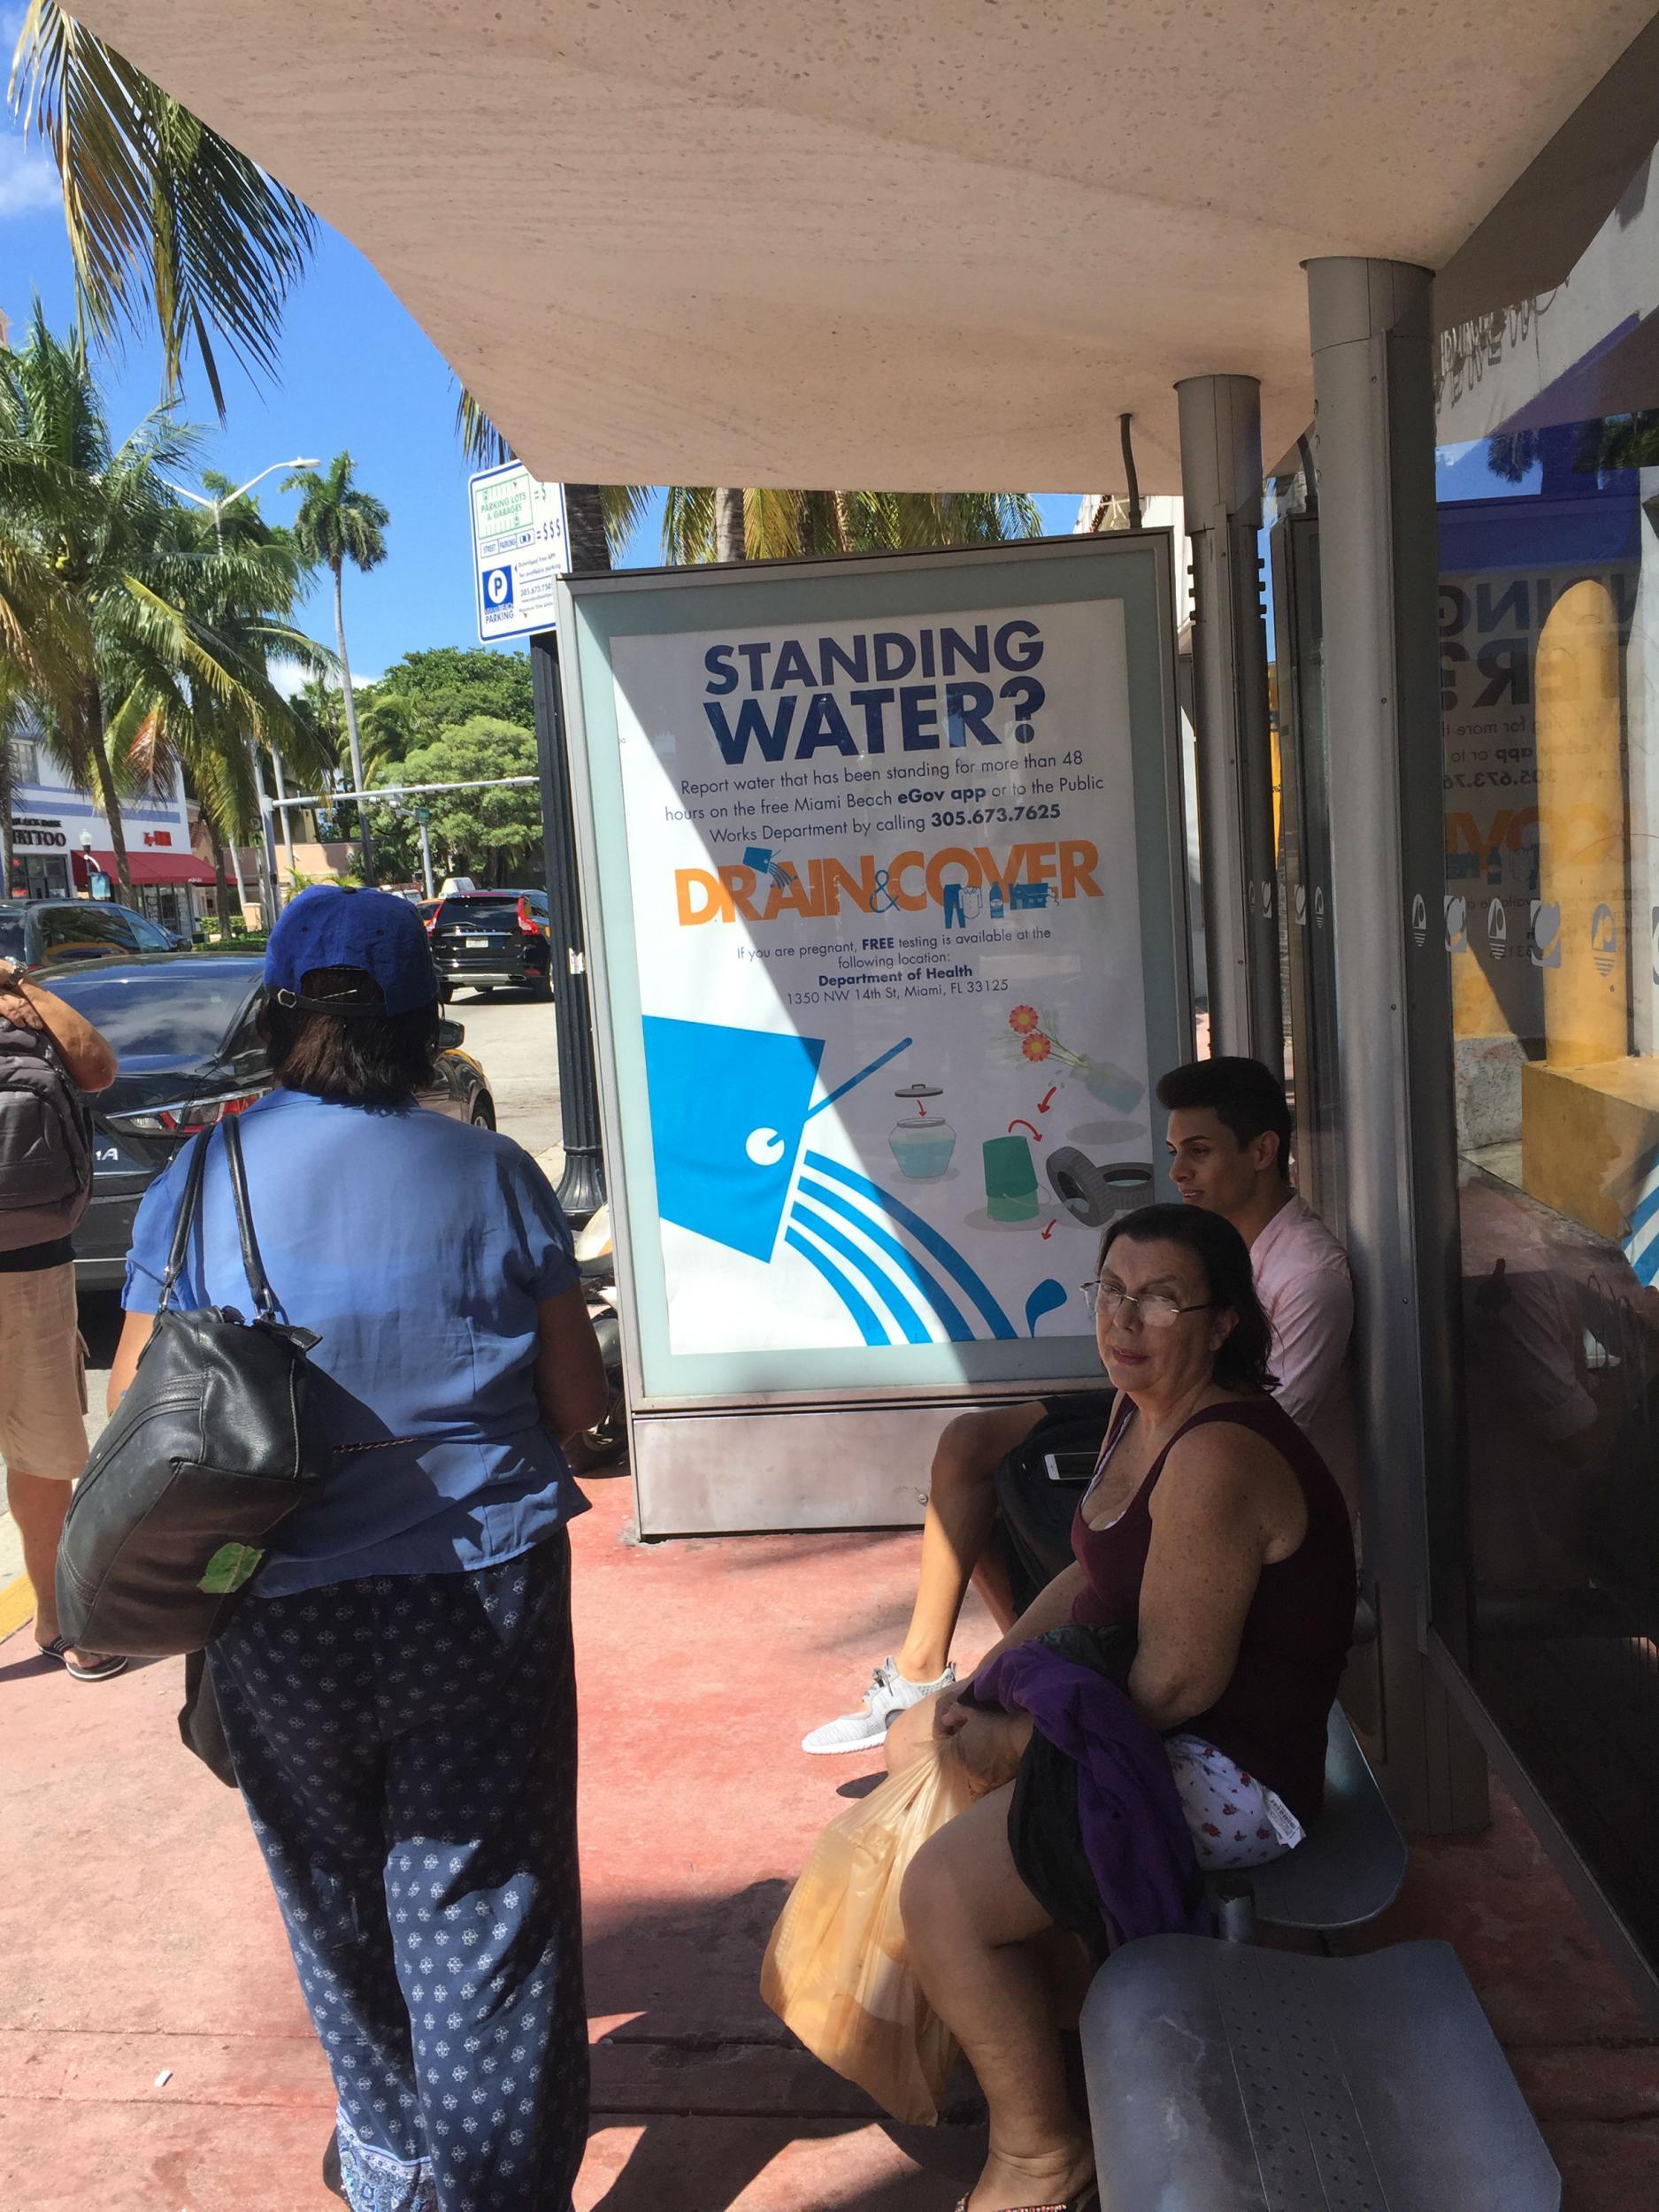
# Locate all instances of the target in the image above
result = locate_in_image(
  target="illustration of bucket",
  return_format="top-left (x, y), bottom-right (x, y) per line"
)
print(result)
top-left (889, 1082), bottom-right (956, 1180)
top-left (983, 1133), bottom-right (1040, 1221)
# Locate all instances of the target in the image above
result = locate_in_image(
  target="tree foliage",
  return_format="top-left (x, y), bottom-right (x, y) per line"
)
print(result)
top-left (660, 488), bottom-right (1041, 564)
top-left (365, 716), bottom-right (541, 886)
top-left (9, 2), bottom-right (317, 418)
top-left (0, 304), bottom-right (328, 891)
top-left (363, 646), bottom-right (534, 757)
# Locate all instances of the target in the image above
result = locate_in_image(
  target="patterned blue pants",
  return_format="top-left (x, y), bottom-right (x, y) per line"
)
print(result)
top-left (210, 1535), bottom-right (587, 2212)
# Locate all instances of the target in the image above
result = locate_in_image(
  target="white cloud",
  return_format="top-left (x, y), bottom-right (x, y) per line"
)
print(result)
top-left (0, 128), bottom-right (60, 221)
top-left (271, 657), bottom-right (379, 700)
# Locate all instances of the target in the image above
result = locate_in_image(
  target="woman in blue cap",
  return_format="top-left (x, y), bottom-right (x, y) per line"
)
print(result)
top-left (106, 886), bottom-right (608, 2212)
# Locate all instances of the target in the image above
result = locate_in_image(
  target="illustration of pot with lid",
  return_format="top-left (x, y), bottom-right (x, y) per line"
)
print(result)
top-left (888, 1081), bottom-right (956, 1180)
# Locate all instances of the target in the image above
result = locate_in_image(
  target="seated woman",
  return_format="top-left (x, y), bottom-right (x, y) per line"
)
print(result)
top-left (889, 1202), bottom-right (1356, 2212)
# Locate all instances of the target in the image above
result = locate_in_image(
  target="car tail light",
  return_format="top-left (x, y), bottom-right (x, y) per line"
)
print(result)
top-left (424, 911), bottom-right (438, 935)
top-left (111, 1091), bottom-right (263, 1137)
top-left (517, 896), bottom-right (546, 937)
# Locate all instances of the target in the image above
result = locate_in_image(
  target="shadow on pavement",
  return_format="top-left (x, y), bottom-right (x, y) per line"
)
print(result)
top-left (580, 1880), bottom-right (984, 2211)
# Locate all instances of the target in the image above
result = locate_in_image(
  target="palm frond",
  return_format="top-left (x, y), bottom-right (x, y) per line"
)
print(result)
top-left (9, 1), bottom-right (319, 412)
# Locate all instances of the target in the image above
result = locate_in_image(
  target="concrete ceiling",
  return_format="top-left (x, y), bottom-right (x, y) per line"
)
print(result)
top-left (75, 0), bottom-right (1657, 494)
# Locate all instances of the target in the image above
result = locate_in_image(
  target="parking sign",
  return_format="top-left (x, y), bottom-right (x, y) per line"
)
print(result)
top-left (469, 465), bottom-right (568, 642)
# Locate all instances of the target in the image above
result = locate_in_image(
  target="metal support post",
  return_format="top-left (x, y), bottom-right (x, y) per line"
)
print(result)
top-left (418, 817), bottom-right (434, 901)
top-left (1177, 374), bottom-right (1282, 1064)
top-left (531, 631), bottom-right (606, 1219)
top-left (1306, 257), bottom-right (1487, 1834)
top-left (270, 742), bottom-right (296, 882)
top-left (250, 743), bottom-right (279, 920)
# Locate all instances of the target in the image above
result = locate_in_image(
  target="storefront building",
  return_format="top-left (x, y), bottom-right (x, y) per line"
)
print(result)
top-left (4, 733), bottom-right (214, 935)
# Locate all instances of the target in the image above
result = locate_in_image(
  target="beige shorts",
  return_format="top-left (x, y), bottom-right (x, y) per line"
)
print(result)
top-left (0, 1263), bottom-right (89, 1482)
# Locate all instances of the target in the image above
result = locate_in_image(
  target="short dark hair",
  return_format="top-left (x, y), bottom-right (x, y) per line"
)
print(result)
top-left (1099, 1201), bottom-right (1275, 1392)
top-left (1156, 1056), bottom-right (1293, 1180)
top-left (258, 966), bottom-right (438, 1107)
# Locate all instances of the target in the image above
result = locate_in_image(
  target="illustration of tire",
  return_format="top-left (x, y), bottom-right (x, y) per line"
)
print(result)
top-left (1046, 1148), bottom-right (1154, 1228)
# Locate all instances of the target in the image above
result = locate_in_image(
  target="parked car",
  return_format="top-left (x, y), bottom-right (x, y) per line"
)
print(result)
top-left (0, 895), bottom-right (184, 969)
top-left (39, 955), bottom-right (496, 1286)
top-left (426, 888), bottom-right (554, 1001)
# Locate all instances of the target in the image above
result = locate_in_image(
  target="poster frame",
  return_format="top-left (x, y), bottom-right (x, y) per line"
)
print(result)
top-left (556, 533), bottom-right (1191, 1430)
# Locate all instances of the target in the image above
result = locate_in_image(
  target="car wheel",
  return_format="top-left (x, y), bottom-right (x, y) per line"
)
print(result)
top-left (437, 979), bottom-right (454, 1003)
top-left (469, 1096), bottom-right (496, 1131)
top-left (474, 986), bottom-right (494, 998)
top-left (532, 965), bottom-right (554, 1002)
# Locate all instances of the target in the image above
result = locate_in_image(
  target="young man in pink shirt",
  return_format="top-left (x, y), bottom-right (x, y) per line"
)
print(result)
top-left (803, 1055), bottom-right (1358, 1755)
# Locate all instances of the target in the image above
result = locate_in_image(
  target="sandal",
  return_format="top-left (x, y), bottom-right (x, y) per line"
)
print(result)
top-left (37, 1636), bottom-right (128, 1682)
top-left (953, 2189), bottom-right (1098, 2212)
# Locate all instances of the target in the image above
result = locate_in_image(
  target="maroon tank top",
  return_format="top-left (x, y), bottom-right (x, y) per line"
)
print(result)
top-left (1071, 1395), bottom-right (1356, 1825)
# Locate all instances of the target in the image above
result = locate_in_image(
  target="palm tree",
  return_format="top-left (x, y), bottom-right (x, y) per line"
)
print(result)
top-left (0, 304), bottom-right (281, 899)
top-left (285, 454), bottom-right (388, 875)
top-left (120, 482), bottom-right (334, 926)
top-left (661, 488), bottom-right (1042, 564)
top-left (10, 3), bottom-right (316, 418)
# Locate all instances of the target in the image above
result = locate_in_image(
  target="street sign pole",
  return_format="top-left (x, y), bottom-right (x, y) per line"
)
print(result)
top-left (416, 810), bottom-right (434, 900)
top-left (531, 631), bottom-right (605, 1219)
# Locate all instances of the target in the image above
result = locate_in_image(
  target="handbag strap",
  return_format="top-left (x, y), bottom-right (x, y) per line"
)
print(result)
top-left (157, 1127), bottom-right (213, 1316)
top-left (156, 1115), bottom-right (278, 1321)
top-left (221, 1113), bottom-right (279, 1321)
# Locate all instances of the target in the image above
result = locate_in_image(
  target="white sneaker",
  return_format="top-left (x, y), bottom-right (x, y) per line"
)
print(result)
top-left (801, 1656), bottom-right (956, 1755)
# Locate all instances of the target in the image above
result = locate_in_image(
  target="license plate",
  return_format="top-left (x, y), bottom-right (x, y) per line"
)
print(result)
top-left (465, 935), bottom-right (490, 948)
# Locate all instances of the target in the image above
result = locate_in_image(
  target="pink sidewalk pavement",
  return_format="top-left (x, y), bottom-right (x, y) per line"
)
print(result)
top-left (4, 1472), bottom-right (1657, 2210)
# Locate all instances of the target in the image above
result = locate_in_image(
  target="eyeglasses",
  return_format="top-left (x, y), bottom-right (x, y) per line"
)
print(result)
top-left (1081, 1280), bottom-right (1216, 1328)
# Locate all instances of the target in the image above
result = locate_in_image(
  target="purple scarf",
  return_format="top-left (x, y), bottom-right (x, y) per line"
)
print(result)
top-left (973, 1640), bottom-right (1210, 1947)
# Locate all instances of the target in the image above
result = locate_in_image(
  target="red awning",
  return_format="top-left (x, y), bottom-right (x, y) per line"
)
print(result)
top-left (74, 849), bottom-right (215, 888)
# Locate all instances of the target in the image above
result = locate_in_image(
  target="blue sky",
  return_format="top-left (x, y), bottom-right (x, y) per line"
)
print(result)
top-left (2, 91), bottom-right (1084, 682)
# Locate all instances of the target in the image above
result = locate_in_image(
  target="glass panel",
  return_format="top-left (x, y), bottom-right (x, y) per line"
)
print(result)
top-left (1432, 128), bottom-right (1659, 1959)
top-left (1268, 514), bottom-right (1346, 1232)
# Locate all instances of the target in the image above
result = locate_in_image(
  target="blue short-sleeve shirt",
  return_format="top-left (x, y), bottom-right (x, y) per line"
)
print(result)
top-left (123, 1087), bottom-right (588, 1596)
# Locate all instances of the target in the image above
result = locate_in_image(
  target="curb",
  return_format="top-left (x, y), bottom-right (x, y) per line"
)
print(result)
top-left (0, 1571), bottom-right (36, 1644)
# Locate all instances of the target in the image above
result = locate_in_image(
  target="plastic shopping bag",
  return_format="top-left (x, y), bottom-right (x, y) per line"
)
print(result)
top-left (760, 1740), bottom-right (980, 2124)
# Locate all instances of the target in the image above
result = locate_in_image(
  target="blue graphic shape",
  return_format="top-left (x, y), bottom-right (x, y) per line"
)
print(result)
top-left (1025, 1278), bottom-right (1068, 1335)
top-left (743, 845), bottom-right (772, 871)
top-left (483, 565), bottom-right (513, 610)
top-left (642, 1016), bottom-right (825, 1262)
top-left (795, 1173), bottom-right (974, 1341)
top-left (1010, 882), bottom-right (1050, 911)
top-left (791, 1198), bottom-right (931, 1344)
top-left (942, 883), bottom-right (966, 931)
top-left (784, 1226), bottom-right (890, 1346)
top-left (803, 1151), bottom-right (1017, 1339)
top-left (1625, 1147), bottom-right (1659, 1286)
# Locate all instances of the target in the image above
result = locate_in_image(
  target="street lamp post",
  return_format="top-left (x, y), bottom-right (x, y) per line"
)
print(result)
top-left (165, 457), bottom-right (319, 925)
top-left (415, 807), bottom-right (435, 900)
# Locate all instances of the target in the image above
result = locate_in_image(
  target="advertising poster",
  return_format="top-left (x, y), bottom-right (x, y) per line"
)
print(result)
top-left (561, 541), bottom-right (1186, 1405)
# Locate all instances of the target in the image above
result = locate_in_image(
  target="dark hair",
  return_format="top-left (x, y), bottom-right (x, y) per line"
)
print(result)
top-left (1099, 1201), bottom-right (1275, 1392)
top-left (1156, 1056), bottom-right (1293, 1181)
top-left (258, 967), bottom-right (438, 1107)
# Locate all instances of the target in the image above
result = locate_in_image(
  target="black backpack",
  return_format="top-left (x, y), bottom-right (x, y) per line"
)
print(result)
top-left (56, 1115), bottom-right (327, 1657)
top-left (992, 1393), bottom-right (1118, 1614)
top-left (0, 1013), bottom-right (94, 1250)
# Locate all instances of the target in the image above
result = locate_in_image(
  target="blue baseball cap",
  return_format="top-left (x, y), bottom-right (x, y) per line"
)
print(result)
top-left (264, 885), bottom-right (438, 1017)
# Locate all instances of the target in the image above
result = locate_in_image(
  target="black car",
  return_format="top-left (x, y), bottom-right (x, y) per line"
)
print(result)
top-left (0, 895), bottom-right (184, 968)
top-left (42, 956), bottom-right (497, 1286)
top-left (428, 889), bottom-right (554, 1000)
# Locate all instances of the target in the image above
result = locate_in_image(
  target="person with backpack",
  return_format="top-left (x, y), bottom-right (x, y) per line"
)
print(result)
top-left (0, 956), bottom-right (121, 1680)
top-left (803, 1055), bottom-right (1358, 1755)
top-left (104, 887), bottom-right (607, 2212)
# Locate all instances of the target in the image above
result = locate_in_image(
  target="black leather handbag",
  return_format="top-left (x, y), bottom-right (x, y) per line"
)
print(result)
top-left (56, 1115), bottom-right (326, 1657)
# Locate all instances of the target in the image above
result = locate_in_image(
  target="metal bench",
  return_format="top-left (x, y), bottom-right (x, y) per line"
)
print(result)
top-left (1210, 1705), bottom-right (1409, 1941)
top-left (1080, 1934), bottom-right (1561, 2211)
